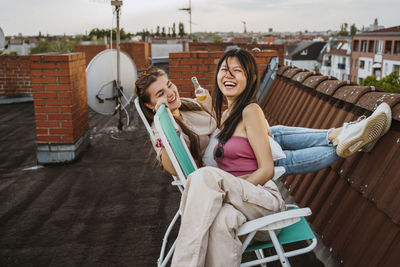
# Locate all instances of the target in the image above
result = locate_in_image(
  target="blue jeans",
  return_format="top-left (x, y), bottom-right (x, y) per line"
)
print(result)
top-left (271, 126), bottom-right (340, 176)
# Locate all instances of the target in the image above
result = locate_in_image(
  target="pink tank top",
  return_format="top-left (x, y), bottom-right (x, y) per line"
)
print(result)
top-left (213, 136), bottom-right (258, 176)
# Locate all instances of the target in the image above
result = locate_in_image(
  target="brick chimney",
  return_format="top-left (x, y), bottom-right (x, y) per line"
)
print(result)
top-left (30, 53), bottom-right (90, 164)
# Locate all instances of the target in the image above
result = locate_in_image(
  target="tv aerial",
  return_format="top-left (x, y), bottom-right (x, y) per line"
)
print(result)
top-left (179, 0), bottom-right (192, 36)
top-left (86, 0), bottom-right (137, 131)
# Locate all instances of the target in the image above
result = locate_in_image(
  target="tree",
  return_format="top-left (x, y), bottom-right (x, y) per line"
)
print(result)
top-left (88, 27), bottom-right (132, 41)
top-left (361, 71), bottom-right (400, 93)
top-left (30, 39), bottom-right (78, 54)
top-left (350, 24), bottom-right (358, 36)
top-left (172, 23), bottom-right (176, 37)
top-left (213, 36), bottom-right (222, 43)
top-left (156, 26), bottom-right (160, 36)
top-left (178, 22), bottom-right (185, 37)
top-left (161, 27), bottom-right (166, 37)
top-left (338, 23), bottom-right (349, 36)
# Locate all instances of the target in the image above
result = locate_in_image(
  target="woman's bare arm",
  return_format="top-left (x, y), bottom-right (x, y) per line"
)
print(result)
top-left (160, 148), bottom-right (178, 176)
top-left (242, 103), bottom-right (274, 185)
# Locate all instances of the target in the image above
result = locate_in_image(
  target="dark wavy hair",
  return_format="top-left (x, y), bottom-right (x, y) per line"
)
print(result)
top-left (212, 49), bottom-right (259, 143)
top-left (135, 67), bottom-right (204, 167)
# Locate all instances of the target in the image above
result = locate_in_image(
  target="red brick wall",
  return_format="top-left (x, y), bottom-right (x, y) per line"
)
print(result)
top-left (30, 53), bottom-right (89, 144)
top-left (120, 42), bottom-right (151, 71)
top-left (189, 43), bottom-right (284, 66)
top-left (75, 41), bottom-right (151, 72)
top-left (74, 44), bottom-right (106, 67)
top-left (0, 56), bottom-right (31, 97)
top-left (169, 50), bottom-right (279, 98)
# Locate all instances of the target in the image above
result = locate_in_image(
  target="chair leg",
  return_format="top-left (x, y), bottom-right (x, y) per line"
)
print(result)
top-left (158, 210), bottom-right (180, 267)
top-left (268, 230), bottom-right (290, 267)
top-left (254, 249), bottom-right (267, 267)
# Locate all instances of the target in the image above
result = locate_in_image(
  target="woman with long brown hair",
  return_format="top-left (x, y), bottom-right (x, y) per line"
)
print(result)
top-left (135, 67), bottom-right (216, 173)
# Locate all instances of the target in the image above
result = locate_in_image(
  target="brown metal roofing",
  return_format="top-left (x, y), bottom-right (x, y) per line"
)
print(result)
top-left (260, 66), bottom-right (400, 267)
top-left (324, 48), bottom-right (348, 56)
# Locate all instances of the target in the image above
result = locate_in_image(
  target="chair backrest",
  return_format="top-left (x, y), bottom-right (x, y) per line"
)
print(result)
top-left (257, 56), bottom-right (278, 104)
top-left (154, 104), bottom-right (198, 185)
top-left (134, 97), bottom-right (156, 150)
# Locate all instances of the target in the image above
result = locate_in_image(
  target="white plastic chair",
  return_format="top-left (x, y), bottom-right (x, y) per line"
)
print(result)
top-left (154, 104), bottom-right (317, 267)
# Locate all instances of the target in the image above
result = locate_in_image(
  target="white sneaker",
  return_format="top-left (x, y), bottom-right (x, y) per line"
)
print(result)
top-left (360, 102), bottom-right (392, 152)
top-left (334, 103), bottom-right (390, 157)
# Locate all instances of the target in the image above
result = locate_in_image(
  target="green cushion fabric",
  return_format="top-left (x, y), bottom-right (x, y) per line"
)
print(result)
top-left (156, 105), bottom-right (196, 176)
top-left (245, 215), bottom-right (316, 252)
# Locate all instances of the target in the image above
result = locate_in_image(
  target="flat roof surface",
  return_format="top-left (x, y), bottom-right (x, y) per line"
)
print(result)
top-left (0, 102), bottom-right (323, 266)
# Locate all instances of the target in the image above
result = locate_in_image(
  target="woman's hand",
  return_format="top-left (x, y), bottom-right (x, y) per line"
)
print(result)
top-left (267, 127), bottom-right (273, 138)
top-left (153, 96), bottom-right (169, 113)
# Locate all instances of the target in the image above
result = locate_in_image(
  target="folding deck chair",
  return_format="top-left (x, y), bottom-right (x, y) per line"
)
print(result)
top-left (134, 97), bottom-right (185, 267)
top-left (154, 104), bottom-right (317, 267)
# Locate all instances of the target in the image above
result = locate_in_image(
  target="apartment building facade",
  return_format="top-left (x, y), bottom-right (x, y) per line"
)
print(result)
top-left (349, 26), bottom-right (400, 83)
top-left (320, 37), bottom-right (351, 81)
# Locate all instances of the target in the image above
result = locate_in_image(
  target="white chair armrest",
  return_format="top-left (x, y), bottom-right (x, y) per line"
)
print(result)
top-left (272, 166), bottom-right (286, 181)
top-left (237, 208), bottom-right (312, 236)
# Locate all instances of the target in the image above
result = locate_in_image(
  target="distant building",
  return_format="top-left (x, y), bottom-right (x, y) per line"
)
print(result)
top-left (363, 18), bottom-right (385, 32)
top-left (260, 37), bottom-right (277, 44)
top-left (349, 26), bottom-right (400, 83)
top-left (320, 37), bottom-right (352, 81)
top-left (284, 40), bottom-right (326, 71)
top-left (230, 37), bottom-right (253, 44)
top-left (6, 36), bottom-right (37, 55)
top-left (149, 37), bottom-right (190, 65)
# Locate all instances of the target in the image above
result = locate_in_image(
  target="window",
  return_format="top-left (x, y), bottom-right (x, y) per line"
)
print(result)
top-left (358, 77), bottom-right (364, 84)
top-left (361, 40), bottom-right (367, 52)
top-left (376, 40), bottom-right (383, 54)
top-left (359, 60), bottom-right (365, 69)
top-left (368, 61), bottom-right (371, 72)
top-left (353, 40), bottom-right (359, 51)
top-left (393, 64), bottom-right (400, 72)
top-left (368, 40), bottom-right (374, 53)
top-left (394, 41), bottom-right (400, 55)
top-left (385, 40), bottom-right (392, 54)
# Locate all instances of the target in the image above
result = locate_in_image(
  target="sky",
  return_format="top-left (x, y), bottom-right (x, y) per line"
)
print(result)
top-left (0, 0), bottom-right (399, 36)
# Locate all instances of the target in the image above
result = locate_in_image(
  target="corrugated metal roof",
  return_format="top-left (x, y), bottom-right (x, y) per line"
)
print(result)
top-left (260, 66), bottom-right (400, 267)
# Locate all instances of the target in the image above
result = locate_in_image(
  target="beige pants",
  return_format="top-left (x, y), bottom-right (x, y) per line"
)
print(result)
top-left (171, 166), bottom-right (285, 267)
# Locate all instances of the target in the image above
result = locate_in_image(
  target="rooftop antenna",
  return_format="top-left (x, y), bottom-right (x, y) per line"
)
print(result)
top-left (179, 0), bottom-right (192, 36)
top-left (112, 0), bottom-right (122, 91)
top-left (241, 21), bottom-right (247, 34)
top-left (86, 0), bottom-right (137, 131)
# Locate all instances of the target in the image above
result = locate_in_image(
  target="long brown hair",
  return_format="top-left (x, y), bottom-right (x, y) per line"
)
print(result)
top-left (212, 49), bottom-right (259, 143)
top-left (135, 67), bottom-right (204, 167)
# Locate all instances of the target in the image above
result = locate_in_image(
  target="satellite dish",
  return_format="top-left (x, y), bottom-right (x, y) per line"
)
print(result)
top-left (86, 49), bottom-right (137, 115)
top-left (0, 27), bottom-right (5, 49)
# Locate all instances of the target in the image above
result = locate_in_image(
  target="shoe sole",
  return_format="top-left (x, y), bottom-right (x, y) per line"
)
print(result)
top-left (360, 104), bottom-right (392, 152)
top-left (336, 112), bottom-right (387, 158)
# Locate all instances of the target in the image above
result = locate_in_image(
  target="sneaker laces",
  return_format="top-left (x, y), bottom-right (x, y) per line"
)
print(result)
top-left (343, 115), bottom-right (366, 129)
top-left (337, 115), bottom-right (367, 142)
